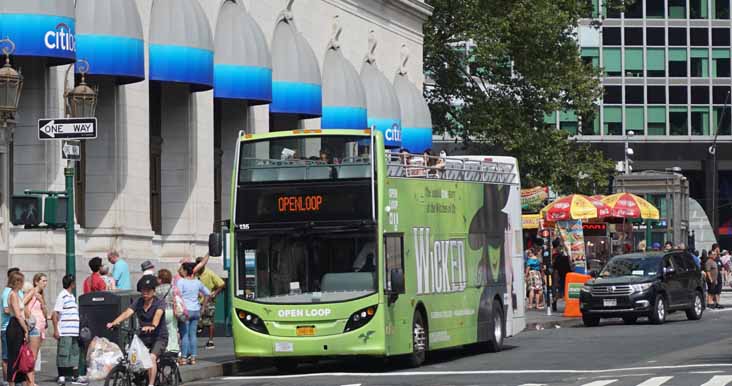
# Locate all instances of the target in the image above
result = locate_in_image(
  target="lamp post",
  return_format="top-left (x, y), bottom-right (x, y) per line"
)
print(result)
top-left (0, 38), bottom-right (22, 260)
top-left (624, 130), bottom-right (635, 175)
top-left (61, 59), bottom-right (97, 278)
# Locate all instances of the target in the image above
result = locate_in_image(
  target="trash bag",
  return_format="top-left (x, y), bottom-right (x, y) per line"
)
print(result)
top-left (128, 335), bottom-right (153, 372)
top-left (86, 337), bottom-right (123, 381)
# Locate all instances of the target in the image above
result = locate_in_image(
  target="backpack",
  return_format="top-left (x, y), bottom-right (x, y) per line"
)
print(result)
top-left (13, 342), bottom-right (35, 380)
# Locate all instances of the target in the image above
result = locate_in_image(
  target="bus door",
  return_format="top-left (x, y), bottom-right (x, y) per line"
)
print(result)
top-left (383, 233), bottom-right (410, 355)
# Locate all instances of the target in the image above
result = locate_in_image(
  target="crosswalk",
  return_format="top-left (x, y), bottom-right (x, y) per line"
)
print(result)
top-left (517, 374), bottom-right (732, 386)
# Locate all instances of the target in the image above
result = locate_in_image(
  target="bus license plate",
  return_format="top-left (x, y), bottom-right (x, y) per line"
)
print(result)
top-left (274, 342), bottom-right (293, 352)
top-left (296, 326), bottom-right (316, 336)
top-left (603, 299), bottom-right (617, 307)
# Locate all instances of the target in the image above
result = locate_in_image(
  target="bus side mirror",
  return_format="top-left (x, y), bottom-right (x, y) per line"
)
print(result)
top-left (208, 233), bottom-right (222, 257)
top-left (388, 269), bottom-right (405, 305)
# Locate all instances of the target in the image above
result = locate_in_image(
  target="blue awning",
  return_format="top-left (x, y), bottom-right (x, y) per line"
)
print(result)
top-left (0, 0), bottom-right (76, 65)
top-left (360, 38), bottom-right (401, 148)
top-left (270, 10), bottom-right (321, 118)
top-left (214, 0), bottom-right (271, 104)
top-left (394, 69), bottom-right (432, 153)
top-left (149, 0), bottom-right (213, 92)
top-left (321, 27), bottom-right (367, 130)
top-left (75, 0), bottom-right (144, 84)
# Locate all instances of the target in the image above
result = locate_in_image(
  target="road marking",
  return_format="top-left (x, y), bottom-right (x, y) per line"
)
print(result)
top-left (581, 381), bottom-right (617, 386)
top-left (340, 384), bottom-right (362, 386)
top-left (635, 376), bottom-right (673, 386)
top-left (517, 384), bottom-right (546, 386)
top-left (701, 375), bottom-right (732, 386)
top-left (220, 364), bottom-right (732, 380)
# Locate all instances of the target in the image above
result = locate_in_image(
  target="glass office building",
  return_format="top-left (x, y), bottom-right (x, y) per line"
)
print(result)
top-left (546, 0), bottom-right (732, 248)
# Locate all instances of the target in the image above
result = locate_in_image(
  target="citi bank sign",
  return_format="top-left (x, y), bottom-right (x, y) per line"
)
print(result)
top-left (44, 23), bottom-right (75, 53)
top-left (385, 123), bottom-right (402, 143)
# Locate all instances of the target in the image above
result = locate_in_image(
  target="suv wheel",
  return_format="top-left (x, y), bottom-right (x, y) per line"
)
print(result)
top-left (685, 291), bottom-right (704, 320)
top-left (649, 295), bottom-right (667, 324)
top-left (582, 314), bottom-right (600, 327)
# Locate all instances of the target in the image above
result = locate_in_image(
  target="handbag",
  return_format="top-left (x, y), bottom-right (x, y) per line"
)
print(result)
top-left (12, 342), bottom-right (35, 380)
top-left (172, 286), bottom-right (188, 322)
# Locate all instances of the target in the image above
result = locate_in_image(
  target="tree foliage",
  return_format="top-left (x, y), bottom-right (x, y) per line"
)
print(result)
top-left (424, 0), bottom-right (629, 195)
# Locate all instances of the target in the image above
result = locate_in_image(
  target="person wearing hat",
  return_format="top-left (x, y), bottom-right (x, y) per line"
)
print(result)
top-left (107, 276), bottom-right (167, 386)
top-left (141, 261), bottom-right (155, 277)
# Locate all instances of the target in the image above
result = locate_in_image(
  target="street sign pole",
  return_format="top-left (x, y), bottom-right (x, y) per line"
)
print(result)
top-left (64, 162), bottom-right (75, 278)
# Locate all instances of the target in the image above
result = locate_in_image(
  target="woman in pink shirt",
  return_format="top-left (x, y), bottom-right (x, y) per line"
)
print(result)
top-left (24, 273), bottom-right (49, 386)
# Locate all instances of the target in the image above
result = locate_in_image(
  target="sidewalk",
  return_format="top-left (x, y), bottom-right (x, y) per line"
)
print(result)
top-left (524, 299), bottom-right (583, 331)
top-left (34, 337), bottom-right (241, 385)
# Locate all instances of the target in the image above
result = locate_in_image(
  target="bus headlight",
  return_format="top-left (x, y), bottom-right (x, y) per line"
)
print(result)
top-left (236, 309), bottom-right (269, 335)
top-left (344, 305), bottom-right (377, 332)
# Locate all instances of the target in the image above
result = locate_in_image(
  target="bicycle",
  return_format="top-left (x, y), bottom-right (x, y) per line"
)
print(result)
top-left (103, 326), bottom-right (180, 386)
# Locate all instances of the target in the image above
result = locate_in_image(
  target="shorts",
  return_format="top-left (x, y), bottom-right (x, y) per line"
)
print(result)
top-left (199, 302), bottom-right (216, 328)
top-left (1, 330), bottom-right (7, 361)
top-left (28, 327), bottom-right (40, 337)
top-left (143, 338), bottom-right (168, 357)
top-left (57, 336), bottom-right (80, 369)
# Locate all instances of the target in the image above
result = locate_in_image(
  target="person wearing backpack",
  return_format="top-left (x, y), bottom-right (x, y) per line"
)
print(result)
top-left (155, 270), bottom-right (179, 353)
top-left (6, 271), bottom-right (30, 386)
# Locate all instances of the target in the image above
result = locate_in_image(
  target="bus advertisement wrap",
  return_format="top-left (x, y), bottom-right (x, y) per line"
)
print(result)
top-left (228, 130), bottom-right (525, 367)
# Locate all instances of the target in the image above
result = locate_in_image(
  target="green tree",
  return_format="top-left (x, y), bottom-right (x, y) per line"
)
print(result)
top-left (424, 0), bottom-right (629, 195)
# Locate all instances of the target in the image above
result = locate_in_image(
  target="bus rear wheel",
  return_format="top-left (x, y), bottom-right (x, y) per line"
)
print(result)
top-left (405, 311), bottom-right (427, 368)
top-left (486, 300), bottom-right (504, 352)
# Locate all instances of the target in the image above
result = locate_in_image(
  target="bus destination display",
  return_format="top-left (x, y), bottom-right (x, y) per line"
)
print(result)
top-left (277, 194), bottom-right (324, 213)
top-left (237, 183), bottom-right (372, 225)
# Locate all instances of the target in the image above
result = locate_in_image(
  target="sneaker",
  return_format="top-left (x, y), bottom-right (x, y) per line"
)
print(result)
top-left (718, 304), bottom-right (725, 309)
top-left (57, 376), bottom-right (66, 385)
top-left (205, 340), bottom-right (215, 349)
top-left (72, 376), bottom-right (89, 385)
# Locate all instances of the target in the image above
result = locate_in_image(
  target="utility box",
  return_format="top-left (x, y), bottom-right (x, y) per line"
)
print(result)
top-left (43, 196), bottom-right (67, 228)
top-left (614, 171), bottom-right (689, 247)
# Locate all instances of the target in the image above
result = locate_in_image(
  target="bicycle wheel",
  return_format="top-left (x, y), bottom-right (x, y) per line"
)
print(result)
top-left (105, 365), bottom-right (132, 386)
top-left (156, 362), bottom-right (179, 386)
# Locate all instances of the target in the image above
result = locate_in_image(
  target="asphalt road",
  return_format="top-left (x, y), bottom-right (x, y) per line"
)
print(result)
top-left (187, 305), bottom-right (732, 386)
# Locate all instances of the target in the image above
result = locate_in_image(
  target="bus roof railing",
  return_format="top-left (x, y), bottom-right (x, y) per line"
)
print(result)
top-left (386, 153), bottom-right (518, 185)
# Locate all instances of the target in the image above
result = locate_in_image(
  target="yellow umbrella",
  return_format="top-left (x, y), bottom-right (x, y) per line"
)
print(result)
top-left (602, 192), bottom-right (660, 220)
top-left (540, 194), bottom-right (611, 221)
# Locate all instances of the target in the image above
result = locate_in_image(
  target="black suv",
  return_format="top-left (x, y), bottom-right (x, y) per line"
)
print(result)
top-left (579, 251), bottom-right (704, 326)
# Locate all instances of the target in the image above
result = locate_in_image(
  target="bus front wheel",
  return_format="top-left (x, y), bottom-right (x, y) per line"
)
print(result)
top-left (406, 311), bottom-right (427, 367)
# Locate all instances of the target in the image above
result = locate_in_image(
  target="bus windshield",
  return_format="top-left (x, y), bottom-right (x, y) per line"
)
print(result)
top-left (235, 231), bottom-right (376, 304)
top-left (239, 135), bottom-right (371, 183)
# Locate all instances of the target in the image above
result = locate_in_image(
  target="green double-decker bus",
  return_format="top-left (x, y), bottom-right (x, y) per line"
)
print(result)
top-left (228, 129), bottom-right (525, 370)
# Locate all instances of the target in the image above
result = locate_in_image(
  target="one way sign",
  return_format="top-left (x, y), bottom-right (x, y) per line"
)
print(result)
top-left (38, 118), bottom-right (97, 140)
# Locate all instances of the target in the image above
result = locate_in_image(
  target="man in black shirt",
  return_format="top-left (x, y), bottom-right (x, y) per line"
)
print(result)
top-left (107, 276), bottom-right (167, 386)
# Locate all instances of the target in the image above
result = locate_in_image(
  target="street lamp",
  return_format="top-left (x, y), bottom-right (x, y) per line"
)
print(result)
top-left (624, 130), bottom-right (635, 175)
top-left (64, 59), bottom-right (97, 118)
top-left (0, 38), bottom-right (23, 126)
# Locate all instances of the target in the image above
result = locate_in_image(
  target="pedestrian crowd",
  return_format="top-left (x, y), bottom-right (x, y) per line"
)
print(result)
top-left (523, 238), bottom-right (572, 312)
top-left (0, 250), bottom-right (226, 386)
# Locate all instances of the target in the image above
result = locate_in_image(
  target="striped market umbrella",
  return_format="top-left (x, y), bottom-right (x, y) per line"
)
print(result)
top-left (602, 192), bottom-right (660, 220)
top-left (541, 194), bottom-right (612, 221)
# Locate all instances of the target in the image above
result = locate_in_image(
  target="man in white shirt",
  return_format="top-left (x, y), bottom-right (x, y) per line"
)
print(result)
top-left (53, 275), bottom-right (83, 385)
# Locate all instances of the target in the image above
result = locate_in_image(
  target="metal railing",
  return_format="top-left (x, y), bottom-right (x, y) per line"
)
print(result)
top-left (386, 153), bottom-right (518, 185)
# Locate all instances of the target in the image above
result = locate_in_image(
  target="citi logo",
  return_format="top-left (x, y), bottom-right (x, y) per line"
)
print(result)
top-left (44, 22), bottom-right (75, 52)
top-left (385, 123), bottom-right (402, 142)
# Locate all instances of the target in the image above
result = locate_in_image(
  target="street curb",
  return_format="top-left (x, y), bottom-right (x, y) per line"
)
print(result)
top-left (179, 358), bottom-right (263, 383)
top-left (524, 317), bottom-right (583, 331)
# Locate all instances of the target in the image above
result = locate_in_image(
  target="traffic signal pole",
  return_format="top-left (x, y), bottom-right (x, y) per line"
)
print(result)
top-left (65, 162), bottom-right (75, 278)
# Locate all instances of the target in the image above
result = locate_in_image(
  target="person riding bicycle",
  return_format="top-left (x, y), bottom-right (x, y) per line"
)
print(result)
top-left (106, 275), bottom-right (168, 386)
